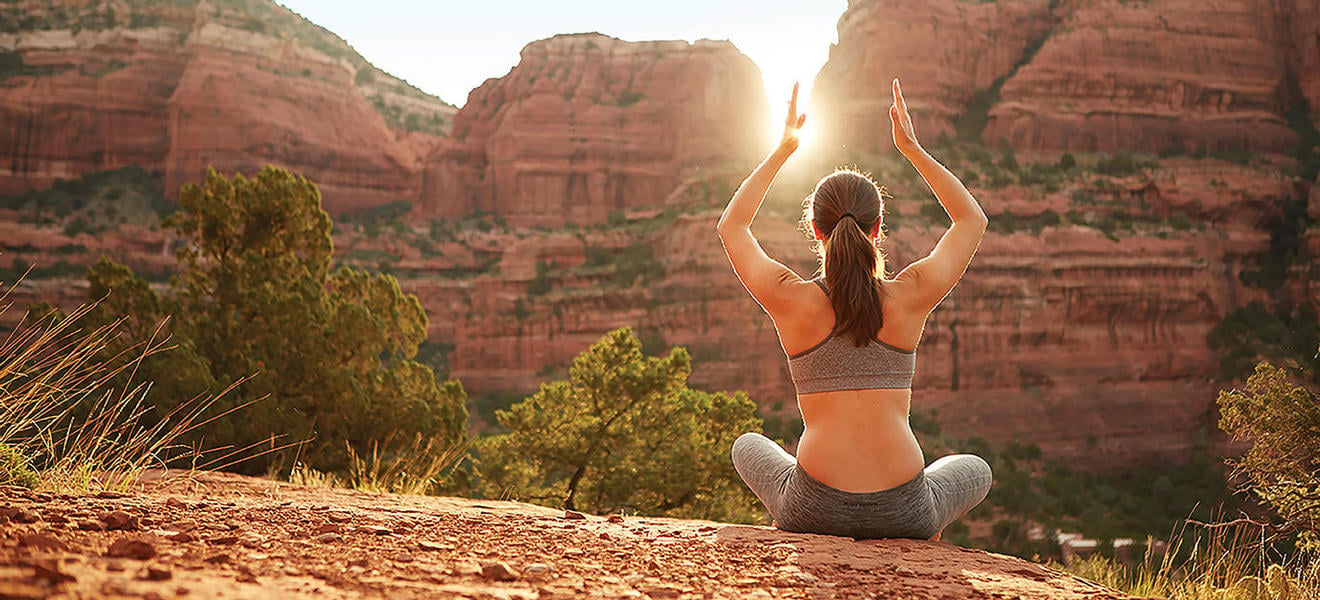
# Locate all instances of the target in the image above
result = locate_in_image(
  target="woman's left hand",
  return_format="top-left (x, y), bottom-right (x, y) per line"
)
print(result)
top-left (779, 82), bottom-right (807, 153)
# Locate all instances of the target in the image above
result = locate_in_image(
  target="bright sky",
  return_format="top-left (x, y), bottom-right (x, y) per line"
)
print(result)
top-left (275, 0), bottom-right (846, 112)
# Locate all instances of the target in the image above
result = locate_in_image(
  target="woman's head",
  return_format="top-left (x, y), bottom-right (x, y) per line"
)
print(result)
top-left (803, 169), bottom-right (887, 346)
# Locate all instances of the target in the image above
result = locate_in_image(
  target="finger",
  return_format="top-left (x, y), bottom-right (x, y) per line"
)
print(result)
top-left (797, 114), bottom-right (806, 128)
top-left (895, 79), bottom-right (908, 114)
top-left (789, 82), bottom-right (799, 120)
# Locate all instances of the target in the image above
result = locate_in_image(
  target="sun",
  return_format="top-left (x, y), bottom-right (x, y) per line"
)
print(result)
top-left (760, 76), bottom-right (818, 155)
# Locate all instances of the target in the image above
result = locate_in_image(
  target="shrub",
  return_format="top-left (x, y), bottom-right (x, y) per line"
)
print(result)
top-left (474, 328), bottom-right (764, 522)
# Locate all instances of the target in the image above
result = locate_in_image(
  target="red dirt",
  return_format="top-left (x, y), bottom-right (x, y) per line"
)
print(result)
top-left (0, 471), bottom-right (1144, 599)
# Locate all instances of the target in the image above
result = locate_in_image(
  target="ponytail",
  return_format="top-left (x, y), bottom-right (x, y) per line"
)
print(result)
top-left (807, 169), bottom-right (885, 347)
top-left (824, 215), bottom-right (883, 346)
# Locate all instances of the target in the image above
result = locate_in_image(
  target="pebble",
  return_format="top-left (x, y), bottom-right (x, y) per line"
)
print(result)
top-left (31, 559), bottom-right (76, 583)
top-left (18, 533), bottom-right (69, 552)
top-left (419, 540), bottom-right (454, 552)
top-left (895, 566), bottom-right (916, 577)
top-left (77, 519), bottom-right (105, 531)
top-left (524, 563), bottom-right (554, 577)
top-left (481, 561), bottom-right (520, 581)
top-left (347, 558), bottom-right (369, 568)
top-left (14, 508), bottom-right (40, 523)
top-left (207, 535), bottom-right (240, 545)
top-left (165, 497), bottom-right (187, 509)
top-left (564, 509), bottom-right (587, 520)
top-left (99, 510), bottom-right (139, 531)
top-left (607, 515), bottom-right (624, 523)
top-left (641, 585), bottom-right (682, 598)
top-left (139, 565), bottom-right (173, 581)
top-left (107, 537), bottom-right (157, 560)
top-left (361, 525), bottom-right (394, 536)
top-left (327, 512), bottom-right (352, 522)
top-left (314, 523), bottom-right (341, 534)
top-left (598, 532), bottom-right (612, 541)
top-left (314, 533), bottom-right (342, 544)
top-left (794, 572), bottom-right (819, 584)
top-left (163, 531), bottom-right (195, 543)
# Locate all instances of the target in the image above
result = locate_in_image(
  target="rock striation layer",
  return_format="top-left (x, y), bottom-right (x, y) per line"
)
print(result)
top-left (810, 0), bottom-right (1320, 154)
top-left (0, 0), bottom-right (455, 214)
top-left (422, 33), bottom-right (769, 228)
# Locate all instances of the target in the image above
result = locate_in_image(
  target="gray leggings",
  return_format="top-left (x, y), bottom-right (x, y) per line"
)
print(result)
top-left (731, 432), bottom-right (992, 539)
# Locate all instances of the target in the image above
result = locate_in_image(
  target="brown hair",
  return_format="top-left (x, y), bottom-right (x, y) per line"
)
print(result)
top-left (804, 169), bottom-right (887, 347)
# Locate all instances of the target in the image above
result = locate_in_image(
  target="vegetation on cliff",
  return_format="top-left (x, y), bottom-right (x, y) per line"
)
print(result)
top-left (474, 327), bottom-right (763, 523)
top-left (69, 167), bottom-right (468, 476)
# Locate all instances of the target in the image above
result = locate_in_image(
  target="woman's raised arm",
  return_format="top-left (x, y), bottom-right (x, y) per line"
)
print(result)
top-left (716, 84), bottom-right (807, 315)
top-left (890, 78), bottom-right (989, 312)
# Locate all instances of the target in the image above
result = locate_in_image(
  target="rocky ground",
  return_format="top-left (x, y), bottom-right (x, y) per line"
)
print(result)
top-left (0, 471), bottom-right (1144, 599)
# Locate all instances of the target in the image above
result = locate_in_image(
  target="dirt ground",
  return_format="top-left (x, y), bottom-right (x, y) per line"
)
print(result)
top-left (0, 471), bottom-right (1147, 599)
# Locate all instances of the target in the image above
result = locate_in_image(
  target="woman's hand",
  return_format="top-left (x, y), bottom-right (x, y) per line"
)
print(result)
top-left (779, 82), bottom-right (807, 154)
top-left (890, 78), bottom-right (922, 156)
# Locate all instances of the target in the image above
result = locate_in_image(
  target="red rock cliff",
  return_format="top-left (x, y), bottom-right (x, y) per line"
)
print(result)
top-left (421, 33), bottom-right (769, 228)
top-left (811, 0), bottom-right (1320, 154)
top-left (0, 0), bottom-right (455, 214)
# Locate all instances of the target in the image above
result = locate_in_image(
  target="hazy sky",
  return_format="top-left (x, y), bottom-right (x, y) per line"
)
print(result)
top-left (275, 1), bottom-right (847, 110)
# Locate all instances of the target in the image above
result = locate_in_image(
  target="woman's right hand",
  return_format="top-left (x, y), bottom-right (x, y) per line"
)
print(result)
top-left (890, 78), bottom-right (922, 156)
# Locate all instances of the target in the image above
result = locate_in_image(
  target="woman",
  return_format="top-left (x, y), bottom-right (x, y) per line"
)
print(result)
top-left (716, 79), bottom-right (992, 540)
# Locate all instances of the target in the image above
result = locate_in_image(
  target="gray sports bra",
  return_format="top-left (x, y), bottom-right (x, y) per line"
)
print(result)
top-left (786, 277), bottom-right (917, 394)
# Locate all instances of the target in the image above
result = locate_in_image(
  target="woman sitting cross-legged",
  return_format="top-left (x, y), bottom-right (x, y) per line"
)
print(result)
top-left (716, 78), bottom-right (992, 540)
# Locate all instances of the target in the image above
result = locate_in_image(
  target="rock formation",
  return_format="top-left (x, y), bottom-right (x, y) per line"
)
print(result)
top-left (810, 0), bottom-right (1320, 154)
top-left (421, 33), bottom-right (769, 228)
top-left (0, 0), bottom-right (455, 214)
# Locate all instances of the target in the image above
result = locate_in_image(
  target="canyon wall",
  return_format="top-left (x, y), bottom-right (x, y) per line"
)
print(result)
top-left (811, 0), bottom-right (1320, 154)
top-left (421, 33), bottom-right (769, 228)
top-left (0, 0), bottom-right (454, 215)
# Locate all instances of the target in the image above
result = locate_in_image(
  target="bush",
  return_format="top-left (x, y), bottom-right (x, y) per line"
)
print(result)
top-left (474, 328), bottom-right (764, 522)
top-left (81, 167), bottom-right (468, 475)
top-left (1218, 361), bottom-right (1320, 550)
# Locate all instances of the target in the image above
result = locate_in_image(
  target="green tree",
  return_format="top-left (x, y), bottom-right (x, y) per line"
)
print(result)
top-left (85, 167), bottom-right (467, 474)
top-left (1218, 359), bottom-right (1320, 550)
top-left (476, 327), bottom-right (763, 523)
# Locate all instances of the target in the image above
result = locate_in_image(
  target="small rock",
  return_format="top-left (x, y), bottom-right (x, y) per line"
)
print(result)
top-left (77, 519), bottom-right (105, 531)
top-left (32, 559), bottom-right (76, 583)
top-left (14, 508), bottom-right (40, 523)
top-left (563, 509), bottom-right (587, 520)
top-left (165, 497), bottom-right (187, 509)
top-left (207, 535), bottom-right (240, 545)
top-left (314, 523), bottom-right (340, 534)
top-left (641, 586), bottom-right (682, 598)
top-left (99, 510), bottom-right (140, 531)
top-left (418, 540), bottom-right (454, 552)
top-left (598, 532), bottom-right (612, 541)
top-left (607, 515), bottom-right (624, 523)
top-left (524, 563), bottom-right (554, 577)
top-left (139, 565), bottom-right (172, 581)
top-left (163, 531), bottom-right (195, 543)
top-left (107, 537), bottom-right (156, 560)
top-left (895, 566), bottom-right (915, 577)
top-left (18, 533), bottom-right (70, 552)
top-left (624, 573), bottom-right (646, 585)
top-left (327, 512), bottom-right (352, 522)
top-left (347, 558), bottom-right (369, 568)
top-left (392, 553), bottom-right (414, 563)
top-left (223, 520), bottom-right (241, 531)
top-left (452, 560), bottom-right (482, 577)
top-left (314, 533), bottom-right (342, 544)
top-left (563, 547), bottom-right (584, 557)
top-left (235, 572), bottom-right (258, 584)
top-left (481, 561), bottom-right (520, 581)
top-left (165, 520), bottom-right (198, 533)
top-left (360, 525), bottom-right (393, 536)
top-left (794, 572), bottom-right (818, 584)
top-left (44, 513), bottom-right (69, 524)
top-left (204, 553), bottom-right (230, 564)
top-left (106, 561), bottom-right (126, 572)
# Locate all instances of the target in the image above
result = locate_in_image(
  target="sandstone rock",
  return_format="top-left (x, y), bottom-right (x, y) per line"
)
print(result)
top-left (563, 510), bottom-right (587, 520)
top-left (32, 558), bottom-right (76, 583)
top-left (313, 533), bottom-right (342, 544)
top-left (481, 561), bottom-right (520, 581)
top-left (139, 565), bottom-right (172, 581)
top-left (421, 33), bottom-right (768, 228)
top-left (313, 523), bottom-right (340, 534)
top-left (607, 515), bottom-right (624, 523)
top-left (98, 510), bottom-right (139, 530)
top-left (0, 0), bottom-right (453, 214)
top-left (18, 533), bottom-right (69, 552)
top-left (14, 508), bottom-right (41, 523)
top-left (106, 537), bottom-right (157, 560)
top-left (165, 497), bottom-right (187, 509)
top-left (418, 540), bottom-right (455, 552)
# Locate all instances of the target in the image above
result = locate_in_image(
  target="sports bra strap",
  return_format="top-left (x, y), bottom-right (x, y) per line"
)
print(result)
top-left (813, 276), bottom-right (828, 295)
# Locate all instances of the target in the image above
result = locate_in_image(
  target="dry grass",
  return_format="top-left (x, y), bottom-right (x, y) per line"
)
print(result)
top-left (287, 433), bottom-right (466, 496)
top-left (1052, 520), bottom-right (1319, 600)
top-left (0, 272), bottom-right (252, 493)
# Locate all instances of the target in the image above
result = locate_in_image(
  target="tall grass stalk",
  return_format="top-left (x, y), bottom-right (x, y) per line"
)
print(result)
top-left (0, 274), bottom-right (255, 492)
top-left (288, 433), bottom-right (465, 496)
top-left (1052, 519), bottom-right (1318, 599)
